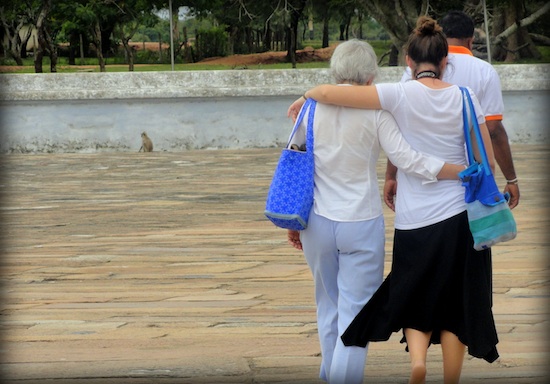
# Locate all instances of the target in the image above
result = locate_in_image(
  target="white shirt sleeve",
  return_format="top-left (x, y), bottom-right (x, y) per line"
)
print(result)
top-left (465, 87), bottom-right (487, 125)
top-left (376, 110), bottom-right (443, 183)
top-left (479, 68), bottom-right (504, 118)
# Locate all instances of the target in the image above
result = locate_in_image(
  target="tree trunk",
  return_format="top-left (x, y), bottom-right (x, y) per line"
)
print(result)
top-left (34, 0), bottom-right (50, 73)
top-left (0, 9), bottom-right (25, 66)
top-left (93, 20), bottom-right (106, 72)
top-left (286, 25), bottom-right (296, 68)
top-left (246, 26), bottom-right (253, 53)
top-left (339, 13), bottom-right (351, 41)
top-left (68, 32), bottom-right (78, 65)
top-left (47, 30), bottom-right (57, 73)
top-left (34, 41), bottom-right (44, 73)
top-left (319, 3), bottom-right (330, 49)
top-left (389, 44), bottom-right (399, 66)
top-left (339, 23), bottom-right (345, 41)
top-left (122, 39), bottom-right (134, 71)
top-left (49, 47), bottom-right (57, 72)
top-left (530, 33), bottom-right (550, 46)
top-left (263, 20), bottom-right (272, 51)
top-left (8, 31), bottom-right (24, 65)
top-left (357, 9), bottom-right (364, 40)
top-left (322, 16), bottom-right (329, 48)
top-left (158, 32), bottom-right (162, 62)
top-left (227, 26), bottom-right (237, 56)
top-left (492, 0), bottom-right (547, 62)
top-left (20, 27), bottom-right (32, 59)
top-left (285, 0), bottom-right (307, 67)
top-left (363, 0), bottom-right (424, 65)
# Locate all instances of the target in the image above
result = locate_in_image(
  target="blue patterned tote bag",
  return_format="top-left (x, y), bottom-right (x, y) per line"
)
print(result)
top-left (458, 87), bottom-right (517, 250)
top-left (264, 99), bottom-right (317, 230)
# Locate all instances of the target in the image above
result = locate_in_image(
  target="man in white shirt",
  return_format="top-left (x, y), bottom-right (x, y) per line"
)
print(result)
top-left (393, 10), bottom-right (520, 209)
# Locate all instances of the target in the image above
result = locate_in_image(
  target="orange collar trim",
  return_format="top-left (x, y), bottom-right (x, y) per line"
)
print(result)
top-left (448, 45), bottom-right (473, 56)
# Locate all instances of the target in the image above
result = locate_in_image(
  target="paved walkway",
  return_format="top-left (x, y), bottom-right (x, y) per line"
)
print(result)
top-left (0, 145), bottom-right (548, 383)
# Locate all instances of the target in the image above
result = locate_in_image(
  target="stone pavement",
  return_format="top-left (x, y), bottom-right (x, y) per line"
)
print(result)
top-left (0, 145), bottom-right (548, 384)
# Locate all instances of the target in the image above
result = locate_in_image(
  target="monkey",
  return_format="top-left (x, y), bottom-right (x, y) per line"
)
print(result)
top-left (139, 132), bottom-right (153, 152)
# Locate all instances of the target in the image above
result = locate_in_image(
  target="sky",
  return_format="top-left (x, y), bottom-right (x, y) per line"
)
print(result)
top-left (155, 6), bottom-right (190, 20)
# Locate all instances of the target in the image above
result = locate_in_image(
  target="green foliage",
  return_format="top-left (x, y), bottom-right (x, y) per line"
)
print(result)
top-left (0, 57), bottom-right (19, 66)
top-left (514, 45), bottom-right (550, 63)
top-left (194, 27), bottom-right (229, 60)
top-left (135, 49), bottom-right (169, 64)
top-left (136, 19), bottom-right (171, 42)
top-left (178, 15), bottom-right (217, 39)
top-left (1, 0), bottom-right (549, 70)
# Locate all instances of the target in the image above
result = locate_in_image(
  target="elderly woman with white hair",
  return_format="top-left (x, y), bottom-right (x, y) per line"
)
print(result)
top-left (286, 39), bottom-right (463, 383)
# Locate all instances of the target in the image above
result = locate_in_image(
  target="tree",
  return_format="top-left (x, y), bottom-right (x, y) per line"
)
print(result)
top-left (34, 0), bottom-right (62, 73)
top-left (491, 0), bottom-right (550, 61)
top-left (109, 0), bottom-right (159, 71)
top-left (352, 0), bottom-right (549, 65)
top-left (362, 0), bottom-right (426, 65)
top-left (0, 0), bottom-right (34, 65)
top-left (310, 0), bottom-right (332, 48)
top-left (71, 0), bottom-right (118, 72)
top-left (34, 0), bottom-right (51, 72)
top-left (334, 0), bottom-right (359, 41)
top-left (284, 0), bottom-right (308, 67)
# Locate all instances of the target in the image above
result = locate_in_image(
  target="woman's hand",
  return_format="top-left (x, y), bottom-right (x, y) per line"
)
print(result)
top-left (287, 230), bottom-right (303, 250)
top-left (287, 96), bottom-right (306, 122)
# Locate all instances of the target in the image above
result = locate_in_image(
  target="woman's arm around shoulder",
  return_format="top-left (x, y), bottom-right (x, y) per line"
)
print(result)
top-left (288, 84), bottom-right (383, 119)
top-left (377, 110), bottom-right (465, 182)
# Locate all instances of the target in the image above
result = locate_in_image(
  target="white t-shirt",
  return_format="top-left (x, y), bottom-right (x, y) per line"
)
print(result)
top-left (375, 81), bottom-right (485, 229)
top-left (290, 86), bottom-right (444, 222)
top-left (401, 46), bottom-right (504, 121)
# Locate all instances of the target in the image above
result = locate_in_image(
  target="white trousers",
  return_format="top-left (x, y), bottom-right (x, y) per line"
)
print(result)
top-left (301, 211), bottom-right (385, 384)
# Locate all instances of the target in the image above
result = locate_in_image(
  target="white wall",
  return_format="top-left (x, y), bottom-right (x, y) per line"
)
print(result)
top-left (0, 65), bottom-right (548, 153)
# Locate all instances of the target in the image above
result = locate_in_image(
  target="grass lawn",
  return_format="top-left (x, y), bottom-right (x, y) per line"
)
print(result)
top-left (1, 43), bottom-right (548, 74)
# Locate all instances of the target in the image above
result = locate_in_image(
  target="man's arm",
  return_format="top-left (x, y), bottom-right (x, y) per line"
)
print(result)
top-left (486, 119), bottom-right (520, 209)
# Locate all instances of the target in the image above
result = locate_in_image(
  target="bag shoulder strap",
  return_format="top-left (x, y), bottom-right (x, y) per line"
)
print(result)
top-left (460, 87), bottom-right (492, 176)
top-left (305, 100), bottom-right (316, 153)
top-left (460, 87), bottom-right (476, 165)
top-left (287, 98), bottom-right (317, 155)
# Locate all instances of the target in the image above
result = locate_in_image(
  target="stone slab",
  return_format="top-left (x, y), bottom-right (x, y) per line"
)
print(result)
top-left (0, 145), bottom-right (548, 383)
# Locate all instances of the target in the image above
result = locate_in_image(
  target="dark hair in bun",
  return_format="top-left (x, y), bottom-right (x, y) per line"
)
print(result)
top-left (406, 16), bottom-right (448, 77)
top-left (416, 16), bottom-right (443, 36)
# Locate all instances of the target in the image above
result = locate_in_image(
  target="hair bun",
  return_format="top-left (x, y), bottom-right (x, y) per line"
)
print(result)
top-left (416, 16), bottom-right (442, 36)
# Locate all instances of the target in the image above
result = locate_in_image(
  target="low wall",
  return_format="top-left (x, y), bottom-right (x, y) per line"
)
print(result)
top-left (0, 64), bottom-right (548, 153)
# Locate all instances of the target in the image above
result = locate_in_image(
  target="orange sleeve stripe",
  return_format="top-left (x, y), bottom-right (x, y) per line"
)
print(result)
top-left (486, 115), bottom-right (503, 121)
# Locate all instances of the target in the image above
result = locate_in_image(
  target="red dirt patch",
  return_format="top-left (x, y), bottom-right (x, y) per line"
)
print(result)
top-left (197, 45), bottom-right (336, 66)
top-left (0, 44), bottom-right (336, 73)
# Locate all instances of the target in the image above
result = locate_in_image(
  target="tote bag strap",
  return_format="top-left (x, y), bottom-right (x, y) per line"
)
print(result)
top-left (460, 87), bottom-right (492, 176)
top-left (286, 98), bottom-right (317, 156)
top-left (305, 100), bottom-right (316, 154)
top-left (287, 98), bottom-right (313, 144)
top-left (460, 87), bottom-right (476, 166)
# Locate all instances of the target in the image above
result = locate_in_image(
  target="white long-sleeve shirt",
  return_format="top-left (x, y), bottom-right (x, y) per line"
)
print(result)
top-left (401, 46), bottom-right (504, 121)
top-left (290, 86), bottom-right (444, 222)
top-left (376, 81), bottom-right (485, 229)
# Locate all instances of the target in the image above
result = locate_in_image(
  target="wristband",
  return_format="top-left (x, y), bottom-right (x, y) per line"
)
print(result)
top-left (506, 177), bottom-right (518, 185)
top-left (302, 93), bottom-right (308, 100)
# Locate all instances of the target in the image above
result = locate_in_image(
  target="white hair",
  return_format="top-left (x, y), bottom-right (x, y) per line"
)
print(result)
top-left (330, 39), bottom-right (378, 85)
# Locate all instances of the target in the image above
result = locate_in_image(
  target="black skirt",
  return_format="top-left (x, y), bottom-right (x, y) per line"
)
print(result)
top-left (341, 211), bottom-right (499, 363)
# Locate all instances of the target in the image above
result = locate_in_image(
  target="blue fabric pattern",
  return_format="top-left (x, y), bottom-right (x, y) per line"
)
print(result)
top-left (264, 99), bottom-right (317, 230)
top-left (458, 87), bottom-right (516, 250)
